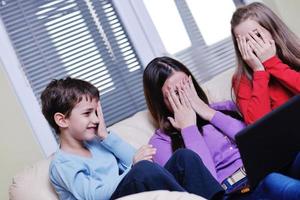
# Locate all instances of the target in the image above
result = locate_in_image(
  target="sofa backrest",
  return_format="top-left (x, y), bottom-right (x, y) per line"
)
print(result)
top-left (201, 68), bottom-right (234, 103)
top-left (109, 109), bottom-right (156, 149)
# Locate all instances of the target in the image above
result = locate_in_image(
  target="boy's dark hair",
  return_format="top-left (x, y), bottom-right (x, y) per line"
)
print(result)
top-left (41, 77), bottom-right (100, 134)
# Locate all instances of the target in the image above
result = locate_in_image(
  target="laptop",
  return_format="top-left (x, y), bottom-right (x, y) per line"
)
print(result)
top-left (235, 95), bottom-right (300, 188)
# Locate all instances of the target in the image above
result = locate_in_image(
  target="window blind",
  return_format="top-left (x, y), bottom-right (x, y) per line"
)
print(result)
top-left (0, 0), bottom-right (146, 127)
top-left (173, 0), bottom-right (243, 83)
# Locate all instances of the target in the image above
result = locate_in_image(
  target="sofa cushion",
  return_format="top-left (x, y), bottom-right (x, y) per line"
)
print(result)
top-left (9, 158), bottom-right (59, 200)
top-left (202, 68), bottom-right (234, 103)
top-left (9, 157), bottom-right (207, 200)
top-left (117, 190), bottom-right (206, 200)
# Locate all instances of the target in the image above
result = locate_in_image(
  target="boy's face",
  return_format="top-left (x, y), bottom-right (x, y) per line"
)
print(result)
top-left (65, 97), bottom-right (100, 141)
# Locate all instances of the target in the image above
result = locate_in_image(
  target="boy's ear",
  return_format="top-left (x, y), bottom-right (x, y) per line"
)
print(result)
top-left (54, 112), bottom-right (69, 128)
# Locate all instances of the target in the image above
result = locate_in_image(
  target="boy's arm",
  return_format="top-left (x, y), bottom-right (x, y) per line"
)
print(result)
top-left (101, 132), bottom-right (136, 167)
top-left (50, 160), bottom-right (129, 200)
top-left (96, 103), bottom-right (136, 167)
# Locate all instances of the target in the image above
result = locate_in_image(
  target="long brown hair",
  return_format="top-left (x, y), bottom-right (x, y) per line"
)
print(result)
top-left (143, 56), bottom-right (241, 152)
top-left (231, 2), bottom-right (300, 90)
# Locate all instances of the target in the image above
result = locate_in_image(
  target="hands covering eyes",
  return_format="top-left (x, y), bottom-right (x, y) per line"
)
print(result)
top-left (166, 76), bottom-right (216, 130)
top-left (236, 28), bottom-right (276, 71)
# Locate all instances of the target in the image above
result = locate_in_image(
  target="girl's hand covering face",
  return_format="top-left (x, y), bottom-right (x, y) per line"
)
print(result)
top-left (181, 76), bottom-right (216, 121)
top-left (236, 34), bottom-right (265, 71)
top-left (166, 85), bottom-right (196, 130)
top-left (246, 28), bottom-right (276, 63)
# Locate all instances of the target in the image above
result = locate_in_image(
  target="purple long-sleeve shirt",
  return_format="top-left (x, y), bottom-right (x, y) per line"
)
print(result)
top-left (149, 101), bottom-right (246, 183)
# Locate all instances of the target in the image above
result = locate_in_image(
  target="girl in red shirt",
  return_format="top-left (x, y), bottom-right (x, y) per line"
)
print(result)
top-left (231, 2), bottom-right (300, 125)
top-left (230, 3), bottom-right (300, 200)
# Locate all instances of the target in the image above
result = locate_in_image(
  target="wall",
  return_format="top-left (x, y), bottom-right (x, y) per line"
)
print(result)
top-left (0, 61), bottom-right (43, 199)
top-left (263, 0), bottom-right (300, 36)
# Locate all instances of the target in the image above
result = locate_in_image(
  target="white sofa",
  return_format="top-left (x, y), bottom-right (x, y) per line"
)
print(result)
top-left (9, 68), bottom-right (234, 200)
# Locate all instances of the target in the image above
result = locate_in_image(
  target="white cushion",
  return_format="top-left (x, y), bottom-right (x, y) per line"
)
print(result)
top-left (9, 157), bottom-right (207, 200)
top-left (9, 158), bottom-right (59, 200)
top-left (116, 190), bottom-right (206, 200)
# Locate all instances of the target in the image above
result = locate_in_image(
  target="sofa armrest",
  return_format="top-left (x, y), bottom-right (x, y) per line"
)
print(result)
top-left (9, 158), bottom-right (59, 200)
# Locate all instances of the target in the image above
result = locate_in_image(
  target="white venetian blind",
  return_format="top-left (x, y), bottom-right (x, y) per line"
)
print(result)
top-left (173, 0), bottom-right (244, 83)
top-left (143, 0), bottom-right (244, 83)
top-left (0, 0), bottom-right (146, 126)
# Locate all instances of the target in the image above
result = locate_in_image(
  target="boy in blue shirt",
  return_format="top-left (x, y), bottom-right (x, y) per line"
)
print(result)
top-left (41, 77), bottom-right (224, 200)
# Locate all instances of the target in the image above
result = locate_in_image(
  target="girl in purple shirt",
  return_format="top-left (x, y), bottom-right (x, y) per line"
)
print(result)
top-left (143, 56), bottom-right (248, 195)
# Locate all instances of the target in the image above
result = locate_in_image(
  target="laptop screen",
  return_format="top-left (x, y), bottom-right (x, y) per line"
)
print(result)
top-left (235, 95), bottom-right (300, 187)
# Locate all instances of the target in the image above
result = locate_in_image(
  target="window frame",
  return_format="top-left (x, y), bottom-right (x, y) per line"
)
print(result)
top-left (0, 18), bottom-right (58, 157)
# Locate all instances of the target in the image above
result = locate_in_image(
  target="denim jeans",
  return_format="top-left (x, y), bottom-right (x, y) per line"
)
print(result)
top-left (110, 149), bottom-right (224, 200)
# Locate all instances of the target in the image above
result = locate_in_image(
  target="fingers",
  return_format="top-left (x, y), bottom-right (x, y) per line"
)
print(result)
top-left (270, 39), bottom-right (276, 51)
top-left (179, 89), bottom-right (191, 108)
top-left (247, 40), bottom-right (258, 56)
top-left (241, 36), bottom-right (249, 59)
top-left (167, 90), bottom-right (178, 112)
top-left (97, 102), bottom-right (102, 117)
top-left (237, 35), bottom-right (250, 60)
top-left (248, 31), bottom-right (264, 47)
top-left (167, 117), bottom-right (177, 128)
top-left (246, 33), bottom-right (262, 54)
top-left (169, 85), bottom-right (183, 108)
top-left (188, 76), bottom-right (193, 88)
top-left (236, 35), bottom-right (244, 56)
top-left (257, 28), bottom-right (268, 44)
top-left (136, 145), bottom-right (156, 157)
top-left (134, 145), bottom-right (157, 163)
top-left (181, 78), bottom-right (189, 92)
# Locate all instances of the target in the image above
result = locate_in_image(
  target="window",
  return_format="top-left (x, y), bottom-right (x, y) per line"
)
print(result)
top-left (0, 0), bottom-right (146, 155)
top-left (139, 0), bottom-right (244, 82)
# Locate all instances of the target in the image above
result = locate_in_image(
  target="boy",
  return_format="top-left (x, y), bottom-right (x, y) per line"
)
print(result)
top-left (41, 77), bottom-right (224, 200)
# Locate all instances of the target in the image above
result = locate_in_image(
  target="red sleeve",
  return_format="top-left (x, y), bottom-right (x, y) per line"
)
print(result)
top-left (263, 56), bottom-right (300, 94)
top-left (233, 72), bottom-right (271, 124)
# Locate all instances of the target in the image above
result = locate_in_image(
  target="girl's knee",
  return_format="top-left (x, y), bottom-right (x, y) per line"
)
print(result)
top-left (173, 149), bottom-right (203, 163)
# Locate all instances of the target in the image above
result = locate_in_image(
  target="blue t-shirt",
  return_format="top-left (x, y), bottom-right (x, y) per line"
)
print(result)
top-left (49, 132), bottom-right (136, 200)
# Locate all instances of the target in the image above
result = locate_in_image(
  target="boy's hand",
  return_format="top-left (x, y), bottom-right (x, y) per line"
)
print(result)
top-left (133, 145), bottom-right (156, 165)
top-left (96, 102), bottom-right (108, 140)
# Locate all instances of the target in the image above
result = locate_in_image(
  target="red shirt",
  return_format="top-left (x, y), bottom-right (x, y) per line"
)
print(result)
top-left (233, 56), bottom-right (300, 124)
